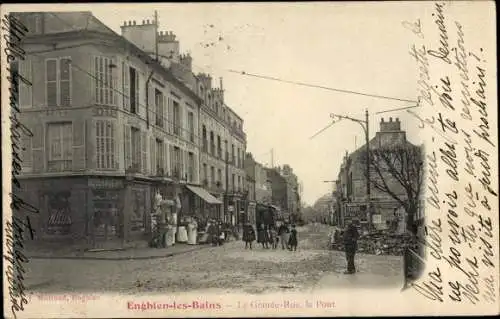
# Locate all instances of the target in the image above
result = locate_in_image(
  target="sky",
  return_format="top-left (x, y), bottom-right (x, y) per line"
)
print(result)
top-left (6, 2), bottom-right (433, 205)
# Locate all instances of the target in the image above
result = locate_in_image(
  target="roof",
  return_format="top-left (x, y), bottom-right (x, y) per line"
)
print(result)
top-left (16, 11), bottom-right (202, 105)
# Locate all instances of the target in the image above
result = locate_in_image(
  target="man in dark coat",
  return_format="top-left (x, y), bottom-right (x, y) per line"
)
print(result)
top-left (343, 221), bottom-right (360, 274)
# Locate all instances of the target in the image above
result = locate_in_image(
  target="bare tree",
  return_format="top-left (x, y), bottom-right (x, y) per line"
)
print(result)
top-left (360, 143), bottom-right (424, 234)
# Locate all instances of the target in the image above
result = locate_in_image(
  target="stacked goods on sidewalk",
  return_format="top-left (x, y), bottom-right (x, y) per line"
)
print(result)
top-left (329, 229), bottom-right (418, 256)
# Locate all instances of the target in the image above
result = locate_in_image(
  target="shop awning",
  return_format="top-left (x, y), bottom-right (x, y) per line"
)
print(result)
top-left (186, 185), bottom-right (222, 205)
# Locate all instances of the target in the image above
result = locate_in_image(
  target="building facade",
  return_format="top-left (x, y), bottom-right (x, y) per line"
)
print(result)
top-left (336, 117), bottom-right (421, 231)
top-left (13, 11), bottom-right (250, 246)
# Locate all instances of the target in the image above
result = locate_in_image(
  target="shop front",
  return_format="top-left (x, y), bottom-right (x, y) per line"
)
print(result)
top-left (185, 185), bottom-right (223, 223)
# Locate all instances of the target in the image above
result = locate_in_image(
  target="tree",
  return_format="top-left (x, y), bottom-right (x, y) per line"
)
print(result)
top-left (360, 143), bottom-right (424, 234)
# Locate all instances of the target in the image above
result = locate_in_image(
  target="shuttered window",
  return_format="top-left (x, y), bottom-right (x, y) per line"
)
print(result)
top-left (155, 89), bottom-right (164, 127)
top-left (47, 122), bottom-right (72, 172)
top-left (96, 120), bottom-right (116, 169)
top-left (45, 58), bottom-right (72, 107)
top-left (156, 139), bottom-right (164, 173)
top-left (131, 127), bottom-right (141, 170)
top-left (19, 58), bottom-right (32, 108)
top-left (188, 152), bottom-right (195, 182)
top-left (94, 56), bottom-right (116, 106)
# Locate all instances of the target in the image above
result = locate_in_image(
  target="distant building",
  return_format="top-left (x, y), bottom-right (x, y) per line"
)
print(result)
top-left (336, 117), bottom-right (421, 230)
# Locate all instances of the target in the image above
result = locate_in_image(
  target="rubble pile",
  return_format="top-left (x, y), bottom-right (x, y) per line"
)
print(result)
top-left (330, 230), bottom-right (418, 256)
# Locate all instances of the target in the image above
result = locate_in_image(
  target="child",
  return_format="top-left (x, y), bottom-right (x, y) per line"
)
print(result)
top-left (288, 225), bottom-right (298, 251)
top-left (269, 226), bottom-right (277, 249)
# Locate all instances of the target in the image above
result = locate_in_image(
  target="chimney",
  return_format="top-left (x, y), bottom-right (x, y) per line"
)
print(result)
top-left (380, 117), bottom-right (401, 132)
top-left (220, 77), bottom-right (224, 91)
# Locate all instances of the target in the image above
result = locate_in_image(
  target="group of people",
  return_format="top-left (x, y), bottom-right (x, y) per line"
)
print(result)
top-left (242, 222), bottom-right (298, 251)
top-left (205, 219), bottom-right (238, 246)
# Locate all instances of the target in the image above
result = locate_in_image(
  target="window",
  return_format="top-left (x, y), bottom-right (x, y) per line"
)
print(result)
top-left (123, 66), bottom-right (139, 113)
top-left (224, 140), bottom-right (228, 160)
top-left (215, 102), bottom-right (219, 114)
top-left (173, 147), bottom-right (181, 178)
top-left (237, 147), bottom-right (240, 168)
top-left (188, 112), bottom-right (194, 142)
top-left (96, 120), bottom-right (116, 169)
top-left (47, 122), bottom-right (72, 172)
top-left (173, 100), bottom-right (181, 136)
top-left (154, 89), bottom-right (164, 127)
top-left (207, 93), bottom-right (211, 108)
top-left (237, 175), bottom-right (241, 192)
top-left (231, 144), bottom-right (235, 164)
top-left (188, 152), bottom-right (195, 182)
top-left (232, 174), bottom-right (235, 192)
top-left (131, 127), bottom-right (141, 170)
top-left (217, 169), bottom-right (222, 187)
top-left (217, 135), bottom-right (221, 159)
top-left (210, 166), bottom-right (215, 187)
top-left (46, 57), bottom-right (71, 107)
top-left (210, 131), bottom-right (215, 155)
top-left (94, 56), bottom-right (116, 106)
top-left (202, 125), bottom-right (207, 152)
top-left (156, 139), bottom-right (164, 172)
top-left (203, 163), bottom-right (208, 185)
top-left (14, 59), bottom-right (33, 108)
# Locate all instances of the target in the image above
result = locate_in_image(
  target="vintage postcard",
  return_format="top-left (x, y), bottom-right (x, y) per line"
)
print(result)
top-left (1, 1), bottom-right (498, 317)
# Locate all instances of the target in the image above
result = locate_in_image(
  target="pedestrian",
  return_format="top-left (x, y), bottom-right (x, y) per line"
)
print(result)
top-left (278, 222), bottom-right (290, 250)
top-left (343, 220), bottom-right (360, 274)
top-left (268, 226), bottom-right (276, 249)
top-left (242, 223), bottom-right (256, 249)
top-left (257, 224), bottom-right (269, 249)
top-left (288, 224), bottom-right (298, 251)
top-left (270, 226), bottom-right (278, 249)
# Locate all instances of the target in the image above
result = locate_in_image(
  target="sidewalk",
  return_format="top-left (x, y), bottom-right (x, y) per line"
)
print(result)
top-left (26, 242), bottom-right (212, 260)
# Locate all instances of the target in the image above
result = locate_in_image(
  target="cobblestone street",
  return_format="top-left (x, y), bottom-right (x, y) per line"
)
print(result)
top-left (25, 225), bottom-right (403, 295)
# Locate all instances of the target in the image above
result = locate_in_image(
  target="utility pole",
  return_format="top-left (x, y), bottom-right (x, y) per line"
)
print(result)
top-left (365, 109), bottom-right (372, 231)
top-left (327, 109), bottom-right (372, 230)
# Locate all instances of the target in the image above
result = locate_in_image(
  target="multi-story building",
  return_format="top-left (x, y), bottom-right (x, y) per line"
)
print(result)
top-left (278, 164), bottom-right (301, 220)
top-left (12, 11), bottom-right (230, 246)
top-left (336, 117), bottom-right (421, 230)
top-left (244, 153), bottom-right (273, 225)
top-left (117, 15), bottom-right (248, 226)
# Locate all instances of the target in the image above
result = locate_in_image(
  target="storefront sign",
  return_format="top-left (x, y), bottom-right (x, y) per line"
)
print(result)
top-left (88, 178), bottom-right (123, 189)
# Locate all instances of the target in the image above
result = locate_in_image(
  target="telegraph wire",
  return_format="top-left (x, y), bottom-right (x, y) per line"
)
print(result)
top-left (227, 69), bottom-right (417, 103)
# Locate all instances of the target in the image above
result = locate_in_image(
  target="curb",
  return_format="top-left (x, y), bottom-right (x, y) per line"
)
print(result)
top-left (27, 244), bottom-right (214, 261)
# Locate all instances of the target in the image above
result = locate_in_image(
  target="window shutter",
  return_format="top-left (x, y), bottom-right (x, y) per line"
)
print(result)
top-left (180, 149), bottom-right (185, 180)
top-left (150, 136), bottom-right (156, 175)
top-left (19, 58), bottom-right (32, 108)
top-left (163, 95), bottom-right (168, 130)
top-left (45, 59), bottom-right (57, 107)
top-left (21, 135), bottom-right (33, 172)
top-left (168, 96), bottom-right (173, 134)
top-left (111, 57), bottom-right (117, 106)
top-left (168, 144), bottom-right (174, 176)
top-left (124, 124), bottom-right (131, 170)
top-left (122, 62), bottom-right (130, 111)
top-left (72, 118), bottom-right (86, 170)
top-left (141, 130), bottom-right (147, 174)
top-left (163, 142), bottom-right (168, 176)
top-left (149, 85), bottom-right (155, 124)
top-left (31, 123), bottom-right (44, 173)
top-left (59, 58), bottom-right (71, 107)
top-left (135, 72), bottom-right (140, 116)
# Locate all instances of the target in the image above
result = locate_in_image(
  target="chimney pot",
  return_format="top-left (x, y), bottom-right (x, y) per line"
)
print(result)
top-left (389, 117), bottom-right (393, 122)
top-left (146, 19), bottom-right (150, 24)
top-left (381, 118), bottom-right (384, 123)
top-left (133, 20), bottom-right (136, 25)
top-left (396, 117), bottom-right (400, 122)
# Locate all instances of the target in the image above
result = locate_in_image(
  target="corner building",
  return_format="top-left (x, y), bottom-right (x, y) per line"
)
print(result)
top-left (13, 12), bottom-right (209, 246)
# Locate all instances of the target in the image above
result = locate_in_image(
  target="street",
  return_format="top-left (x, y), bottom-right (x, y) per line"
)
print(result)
top-left (25, 224), bottom-right (403, 294)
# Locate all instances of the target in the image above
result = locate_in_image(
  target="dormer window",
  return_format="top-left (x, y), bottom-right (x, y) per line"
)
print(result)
top-left (207, 93), bottom-right (211, 107)
top-left (199, 85), bottom-right (204, 98)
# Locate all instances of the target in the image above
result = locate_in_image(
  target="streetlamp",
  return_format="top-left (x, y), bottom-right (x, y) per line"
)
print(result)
top-left (330, 109), bottom-right (372, 230)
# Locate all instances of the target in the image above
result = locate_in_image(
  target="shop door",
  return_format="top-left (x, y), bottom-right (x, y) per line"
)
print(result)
top-left (92, 190), bottom-right (120, 244)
